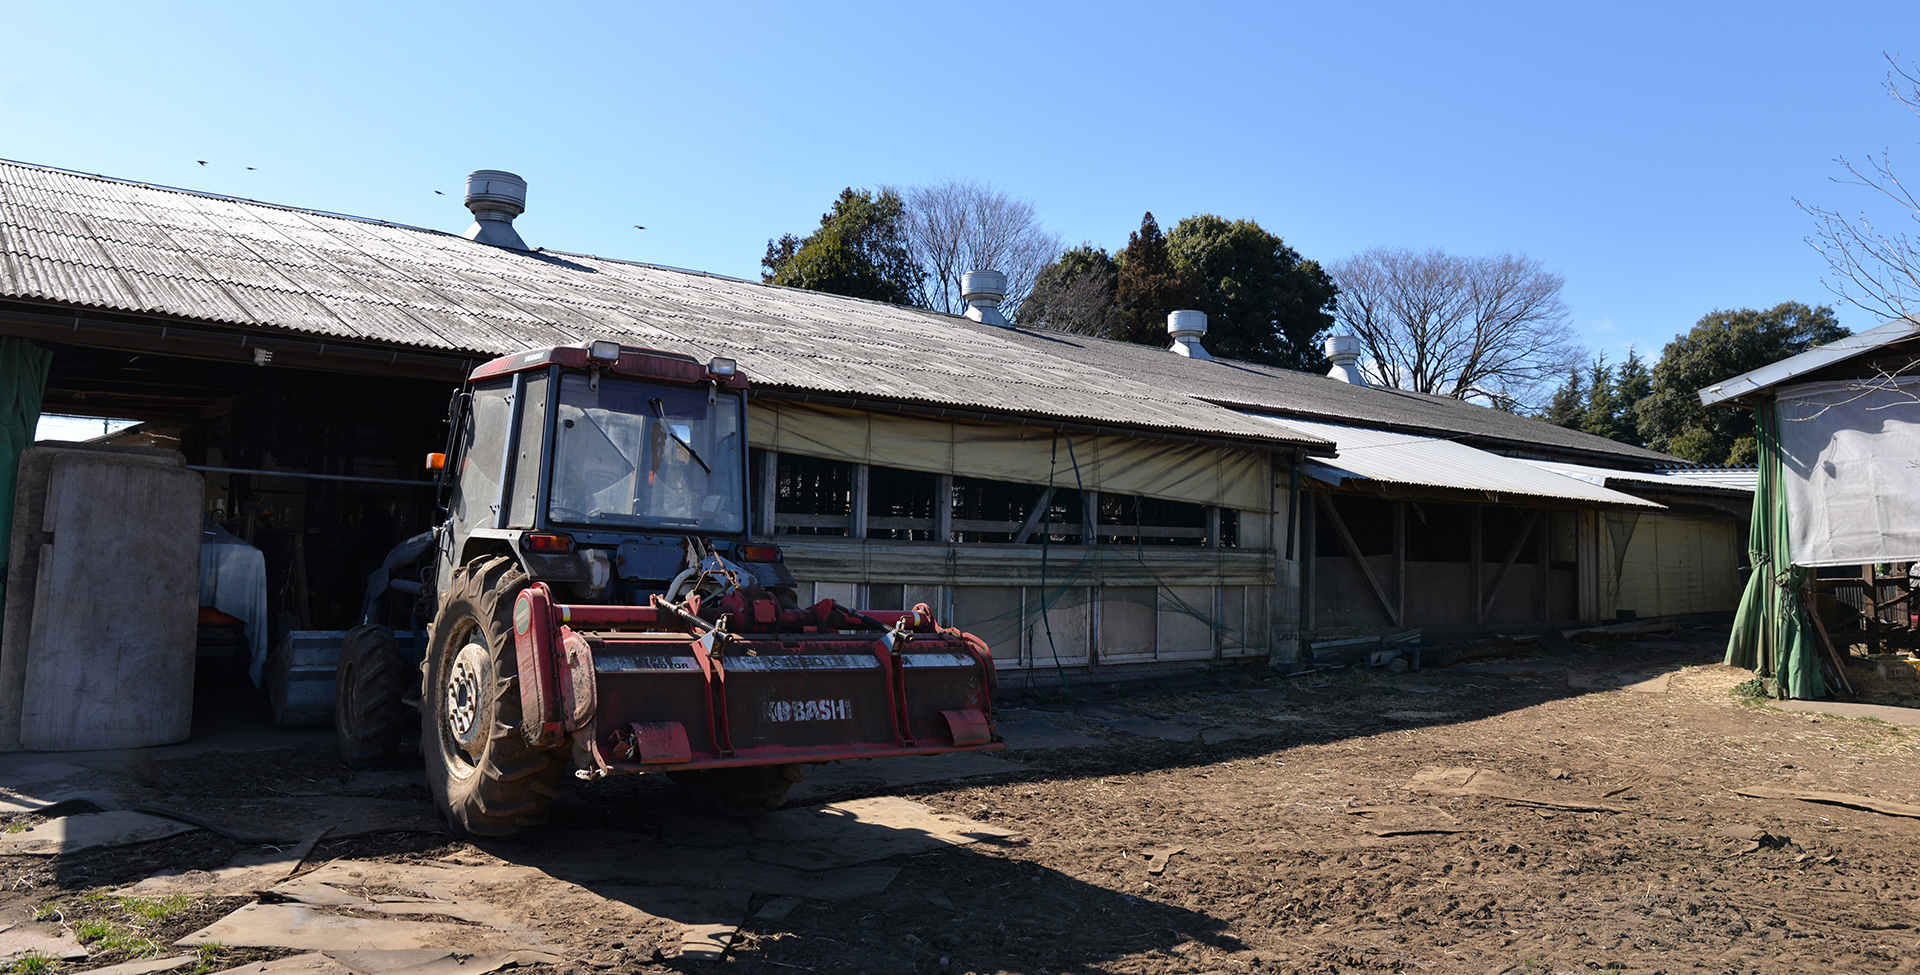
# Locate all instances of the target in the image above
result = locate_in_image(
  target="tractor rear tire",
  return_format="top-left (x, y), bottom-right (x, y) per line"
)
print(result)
top-left (335, 624), bottom-right (408, 768)
top-left (669, 764), bottom-right (805, 818)
top-left (422, 555), bottom-right (568, 836)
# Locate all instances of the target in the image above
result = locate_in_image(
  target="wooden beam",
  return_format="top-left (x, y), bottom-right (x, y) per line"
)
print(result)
top-left (1470, 507), bottom-right (1484, 624)
top-left (935, 474), bottom-right (954, 543)
top-left (1012, 487), bottom-right (1056, 544)
top-left (1083, 489), bottom-right (1099, 545)
top-left (1300, 495), bottom-right (1316, 633)
top-left (1481, 510), bottom-right (1540, 620)
top-left (1393, 500), bottom-right (1406, 625)
top-left (849, 464), bottom-right (870, 539)
top-left (1316, 494), bottom-right (1400, 627)
top-left (1536, 510), bottom-right (1551, 621)
top-left (756, 449), bottom-right (778, 538)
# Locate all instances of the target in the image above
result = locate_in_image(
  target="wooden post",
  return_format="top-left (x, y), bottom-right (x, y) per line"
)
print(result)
top-left (1470, 507), bottom-right (1485, 624)
top-left (757, 449), bottom-right (778, 538)
top-left (1085, 489), bottom-right (1100, 545)
top-left (1301, 493), bottom-right (1316, 634)
top-left (850, 463), bottom-right (869, 539)
top-left (935, 473), bottom-right (954, 543)
top-left (1207, 506), bottom-right (1222, 549)
top-left (1535, 510), bottom-right (1551, 621)
top-left (1393, 500), bottom-right (1407, 625)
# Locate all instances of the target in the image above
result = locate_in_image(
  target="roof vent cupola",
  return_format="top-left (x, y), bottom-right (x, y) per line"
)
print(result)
top-left (1167, 310), bottom-right (1212, 360)
top-left (1325, 334), bottom-right (1368, 386)
top-left (962, 269), bottom-right (1010, 327)
top-left (462, 169), bottom-right (529, 251)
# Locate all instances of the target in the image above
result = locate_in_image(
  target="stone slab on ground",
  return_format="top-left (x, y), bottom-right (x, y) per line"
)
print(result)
top-left (1569, 669), bottom-right (1676, 692)
top-left (119, 826), bottom-right (329, 897)
top-left (135, 796), bottom-right (442, 843)
top-left (1092, 716), bottom-right (1268, 743)
top-left (488, 831), bottom-right (901, 899)
top-left (1772, 699), bottom-right (1920, 726)
top-left (0, 761), bottom-right (92, 790)
top-left (176, 903), bottom-right (554, 957)
top-left (0, 921), bottom-right (88, 961)
top-left (82, 955), bottom-right (194, 975)
top-left (0, 810), bottom-right (198, 855)
top-left (745, 796), bottom-right (1023, 871)
top-left (591, 887), bottom-right (751, 960)
top-left (991, 718), bottom-right (1104, 750)
top-left (787, 751), bottom-right (1024, 802)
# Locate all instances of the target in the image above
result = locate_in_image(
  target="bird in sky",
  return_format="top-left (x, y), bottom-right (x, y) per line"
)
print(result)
top-left (246, 166), bottom-right (256, 171)
top-left (196, 160), bottom-right (207, 166)
top-left (434, 190), bottom-right (444, 195)
top-left (633, 224), bottom-right (646, 230)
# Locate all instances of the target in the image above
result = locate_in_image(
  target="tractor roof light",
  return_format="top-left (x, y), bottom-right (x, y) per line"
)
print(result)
top-left (587, 339), bottom-right (622, 363)
top-left (707, 357), bottom-right (737, 378)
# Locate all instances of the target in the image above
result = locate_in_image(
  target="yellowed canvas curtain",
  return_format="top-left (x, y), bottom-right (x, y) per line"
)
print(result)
top-left (750, 401), bottom-right (1271, 511)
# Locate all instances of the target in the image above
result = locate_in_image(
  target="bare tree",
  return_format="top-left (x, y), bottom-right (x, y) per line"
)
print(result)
top-left (1800, 54), bottom-right (1920, 324)
top-left (1331, 248), bottom-right (1580, 411)
top-left (902, 180), bottom-right (1062, 317)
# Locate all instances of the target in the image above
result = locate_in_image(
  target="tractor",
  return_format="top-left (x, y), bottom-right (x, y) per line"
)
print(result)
top-left (335, 340), bottom-right (1000, 835)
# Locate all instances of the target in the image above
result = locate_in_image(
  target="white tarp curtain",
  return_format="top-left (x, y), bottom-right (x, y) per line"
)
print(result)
top-left (1776, 377), bottom-right (1920, 567)
top-left (749, 401), bottom-right (1271, 511)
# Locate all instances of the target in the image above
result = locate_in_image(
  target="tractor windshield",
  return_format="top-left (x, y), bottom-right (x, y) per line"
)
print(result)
top-left (547, 373), bottom-right (746, 534)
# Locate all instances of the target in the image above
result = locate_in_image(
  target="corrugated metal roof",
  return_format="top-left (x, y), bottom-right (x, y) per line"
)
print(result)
top-left (1522, 459), bottom-right (1758, 495)
top-left (1698, 317), bottom-right (1920, 406)
top-left (0, 158), bottom-right (1671, 467)
top-left (1261, 417), bottom-right (1663, 509)
top-left (0, 160), bottom-right (1327, 452)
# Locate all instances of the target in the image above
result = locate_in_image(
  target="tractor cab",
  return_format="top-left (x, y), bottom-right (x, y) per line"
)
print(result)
top-left (434, 340), bottom-right (789, 604)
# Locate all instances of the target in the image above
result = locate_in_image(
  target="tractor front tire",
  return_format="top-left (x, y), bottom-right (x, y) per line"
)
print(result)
top-left (335, 624), bottom-right (408, 768)
top-left (422, 556), bottom-right (567, 836)
top-left (669, 764), bottom-right (805, 818)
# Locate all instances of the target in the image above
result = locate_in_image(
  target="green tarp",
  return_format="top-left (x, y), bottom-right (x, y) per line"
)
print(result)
top-left (1, 338), bottom-right (53, 638)
top-left (1725, 402), bottom-right (1824, 699)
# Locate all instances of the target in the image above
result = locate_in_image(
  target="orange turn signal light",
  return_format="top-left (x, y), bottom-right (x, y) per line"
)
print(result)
top-left (522, 533), bottom-right (575, 553)
top-left (739, 544), bottom-right (782, 562)
top-left (425, 452), bottom-right (446, 471)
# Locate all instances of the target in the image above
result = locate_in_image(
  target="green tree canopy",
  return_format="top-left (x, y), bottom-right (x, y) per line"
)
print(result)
top-left (1638, 302), bottom-right (1849, 464)
top-left (1112, 212), bottom-right (1192, 345)
top-left (1165, 215), bottom-right (1338, 369)
top-left (1017, 244), bottom-right (1118, 335)
top-left (1542, 350), bottom-right (1652, 447)
top-left (762, 188), bottom-right (924, 306)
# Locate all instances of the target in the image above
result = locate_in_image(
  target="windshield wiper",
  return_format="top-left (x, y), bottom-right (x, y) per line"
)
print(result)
top-left (649, 397), bottom-right (712, 474)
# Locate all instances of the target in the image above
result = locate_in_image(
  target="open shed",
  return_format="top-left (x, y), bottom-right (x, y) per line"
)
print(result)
top-left (1700, 317), bottom-right (1920, 697)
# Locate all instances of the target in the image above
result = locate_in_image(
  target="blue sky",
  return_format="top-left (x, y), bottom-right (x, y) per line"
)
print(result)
top-left (6, 0), bottom-right (1918, 371)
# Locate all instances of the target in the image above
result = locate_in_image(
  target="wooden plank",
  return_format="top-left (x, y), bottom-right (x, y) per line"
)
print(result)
top-left (1480, 510), bottom-right (1539, 620)
top-left (1011, 487), bottom-right (1056, 545)
top-left (934, 473), bottom-right (953, 543)
top-left (1470, 507), bottom-right (1484, 624)
top-left (1316, 494), bottom-right (1400, 627)
top-left (757, 449), bottom-right (778, 538)
top-left (1393, 500), bottom-right (1406, 625)
top-left (850, 464), bottom-right (869, 539)
top-left (1804, 589), bottom-right (1856, 698)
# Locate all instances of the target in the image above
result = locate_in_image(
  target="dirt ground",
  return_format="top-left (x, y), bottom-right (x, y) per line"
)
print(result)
top-left (10, 626), bottom-right (1920, 974)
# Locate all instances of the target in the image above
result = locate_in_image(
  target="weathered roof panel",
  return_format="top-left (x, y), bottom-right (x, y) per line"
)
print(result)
top-left (0, 159), bottom-right (1653, 462)
top-left (1267, 417), bottom-right (1663, 509)
top-left (1697, 317), bottom-right (1920, 406)
top-left (1521, 459), bottom-right (1758, 496)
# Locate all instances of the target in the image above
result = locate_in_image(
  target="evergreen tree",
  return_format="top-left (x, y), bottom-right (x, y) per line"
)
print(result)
top-left (761, 188), bottom-right (924, 306)
top-left (1113, 212), bottom-right (1192, 346)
